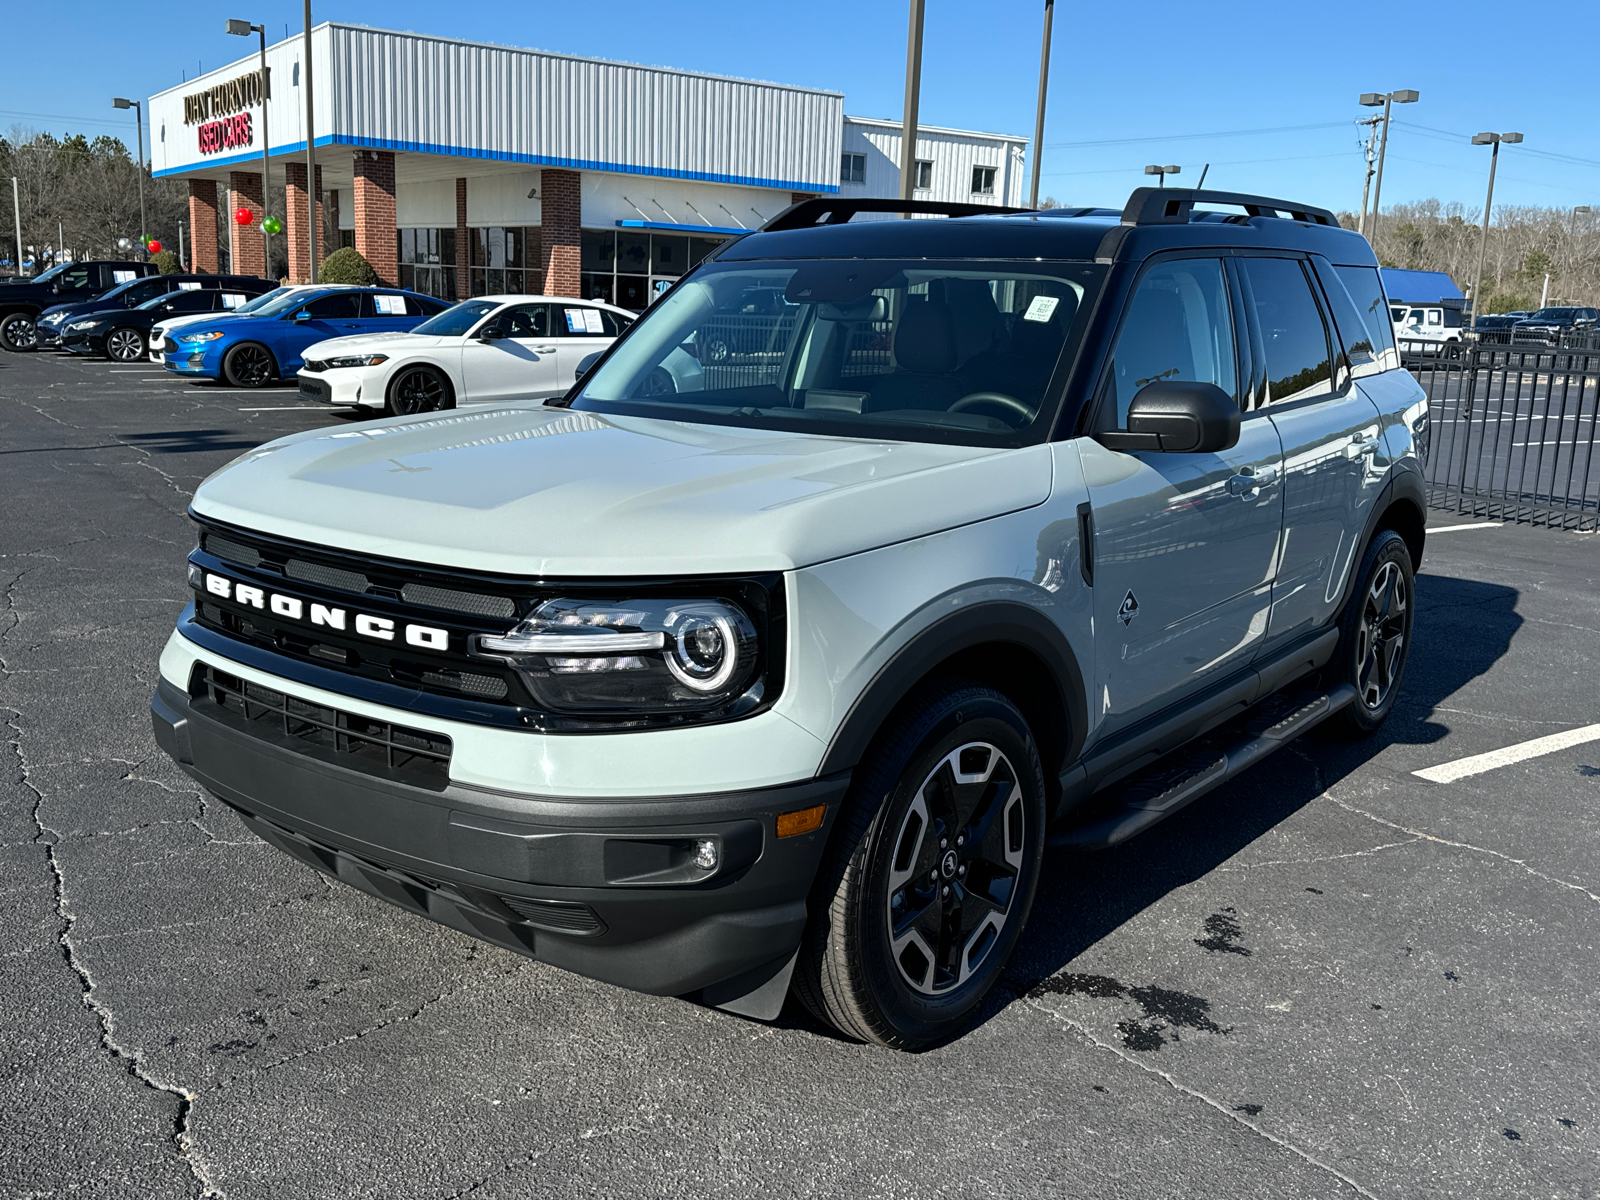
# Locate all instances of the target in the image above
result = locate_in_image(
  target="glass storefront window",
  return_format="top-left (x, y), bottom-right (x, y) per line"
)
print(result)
top-left (577, 230), bottom-right (729, 311)
top-left (582, 231), bottom-right (616, 272)
top-left (397, 227), bottom-right (458, 301)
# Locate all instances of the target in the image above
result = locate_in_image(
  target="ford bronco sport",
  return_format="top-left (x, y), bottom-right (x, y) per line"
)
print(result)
top-left (151, 189), bottom-right (1428, 1048)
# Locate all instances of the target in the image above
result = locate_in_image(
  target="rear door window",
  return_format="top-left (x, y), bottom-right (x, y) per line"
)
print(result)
top-left (1238, 258), bottom-right (1334, 405)
top-left (1103, 256), bottom-right (1237, 426)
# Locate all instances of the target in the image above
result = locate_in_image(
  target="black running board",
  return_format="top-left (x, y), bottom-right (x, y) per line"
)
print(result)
top-left (1048, 684), bottom-right (1357, 851)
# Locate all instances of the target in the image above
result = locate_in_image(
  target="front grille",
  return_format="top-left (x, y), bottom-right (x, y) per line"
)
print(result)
top-left (286, 557), bottom-right (370, 594)
top-left (203, 533), bottom-right (261, 568)
top-left (192, 663), bottom-right (452, 787)
top-left (402, 582), bottom-right (516, 619)
top-left (500, 895), bottom-right (606, 935)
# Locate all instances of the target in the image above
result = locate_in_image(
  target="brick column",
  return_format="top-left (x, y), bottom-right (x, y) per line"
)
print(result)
top-left (285, 162), bottom-right (325, 284)
top-left (227, 171), bottom-right (265, 278)
top-left (539, 168), bottom-right (581, 299)
top-left (187, 179), bottom-right (219, 274)
top-left (454, 177), bottom-right (469, 299)
top-left (352, 150), bottom-right (397, 285)
top-left (791, 192), bottom-right (818, 205)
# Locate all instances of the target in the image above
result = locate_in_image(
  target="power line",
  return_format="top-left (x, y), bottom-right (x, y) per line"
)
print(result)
top-left (0, 109), bottom-right (141, 132)
top-left (1043, 150), bottom-right (1353, 180)
top-left (1395, 120), bottom-right (1600, 173)
top-left (1046, 121), bottom-right (1347, 150)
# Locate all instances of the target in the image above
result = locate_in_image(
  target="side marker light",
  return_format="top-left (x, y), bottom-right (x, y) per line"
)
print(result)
top-left (776, 804), bottom-right (827, 839)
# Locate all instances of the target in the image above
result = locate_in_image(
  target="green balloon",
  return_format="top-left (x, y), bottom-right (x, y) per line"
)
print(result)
top-left (261, 215), bottom-right (283, 235)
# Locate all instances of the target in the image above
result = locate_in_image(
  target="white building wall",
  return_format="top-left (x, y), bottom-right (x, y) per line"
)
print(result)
top-left (582, 174), bottom-right (786, 233)
top-left (839, 117), bottom-right (1028, 212)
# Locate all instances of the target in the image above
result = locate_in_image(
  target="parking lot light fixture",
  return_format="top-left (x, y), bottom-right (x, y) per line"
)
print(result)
top-left (1358, 89), bottom-right (1418, 240)
top-left (112, 98), bottom-right (147, 257)
top-left (226, 19), bottom-right (271, 278)
top-left (1144, 164), bottom-right (1180, 188)
top-left (1470, 133), bottom-right (1523, 332)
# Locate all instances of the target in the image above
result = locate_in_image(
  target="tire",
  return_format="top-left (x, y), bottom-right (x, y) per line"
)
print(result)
top-left (792, 680), bottom-right (1048, 1049)
top-left (0, 311), bottom-right (37, 352)
top-left (105, 327), bottom-right (145, 362)
top-left (221, 342), bottom-right (277, 388)
top-left (385, 365), bottom-right (453, 416)
top-left (1325, 529), bottom-right (1415, 737)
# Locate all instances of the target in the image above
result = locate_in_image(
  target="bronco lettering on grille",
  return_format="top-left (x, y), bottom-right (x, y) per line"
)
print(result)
top-left (202, 572), bottom-right (449, 650)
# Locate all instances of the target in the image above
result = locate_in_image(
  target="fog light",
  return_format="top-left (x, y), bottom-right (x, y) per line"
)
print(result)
top-left (693, 839), bottom-right (718, 871)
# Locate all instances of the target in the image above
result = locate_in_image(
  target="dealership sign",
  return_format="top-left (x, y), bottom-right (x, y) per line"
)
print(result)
top-left (182, 68), bottom-right (269, 124)
top-left (197, 112), bottom-right (253, 155)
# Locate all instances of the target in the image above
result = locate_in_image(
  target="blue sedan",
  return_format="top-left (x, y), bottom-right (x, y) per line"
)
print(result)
top-left (163, 285), bottom-right (449, 387)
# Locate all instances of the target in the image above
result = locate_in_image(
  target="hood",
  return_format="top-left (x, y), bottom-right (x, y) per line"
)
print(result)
top-left (304, 332), bottom-right (451, 357)
top-left (192, 404), bottom-right (1054, 576)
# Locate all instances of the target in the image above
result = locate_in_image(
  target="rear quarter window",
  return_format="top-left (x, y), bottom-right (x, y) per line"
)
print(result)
top-left (1335, 265), bottom-right (1399, 370)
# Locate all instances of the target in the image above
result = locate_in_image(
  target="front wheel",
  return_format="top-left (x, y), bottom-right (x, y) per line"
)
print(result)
top-left (0, 312), bottom-right (37, 352)
top-left (792, 681), bottom-right (1047, 1048)
top-left (105, 327), bottom-right (145, 362)
top-left (386, 365), bottom-right (453, 416)
top-left (1326, 529), bottom-right (1414, 737)
top-left (221, 342), bottom-right (278, 388)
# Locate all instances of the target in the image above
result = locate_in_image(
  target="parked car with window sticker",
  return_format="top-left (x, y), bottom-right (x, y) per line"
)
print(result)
top-left (295, 295), bottom-right (633, 414)
top-left (151, 189), bottom-right (1427, 1048)
top-left (36, 273), bottom-right (264, 349)
top-left (147, 285), bottom-right (323, 363)
top-left (0, 259), bottom-right (159, 352)
top-left (60, 283), bottom-right (270, 361)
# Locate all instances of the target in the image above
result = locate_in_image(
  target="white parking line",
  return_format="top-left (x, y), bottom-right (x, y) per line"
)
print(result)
top-left (1427, 522), bottom-right (1500, 533)
top-left (236, 406), bottom-right (325, 411)
top-left (1413, 723), bottom-right (1600, 783)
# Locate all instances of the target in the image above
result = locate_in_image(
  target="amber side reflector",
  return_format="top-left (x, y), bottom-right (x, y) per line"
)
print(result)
top-left (776, 803), bottom-right (827, 838)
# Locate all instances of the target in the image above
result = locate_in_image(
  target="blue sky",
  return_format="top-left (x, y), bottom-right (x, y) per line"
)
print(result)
top-left (6, 0), bottom-right (1598, 215)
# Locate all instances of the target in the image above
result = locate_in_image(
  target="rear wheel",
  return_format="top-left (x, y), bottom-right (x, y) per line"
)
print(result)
top-left (386, 365), bottom-right (453, 416)
top-left (1326, 529), bottom-right (1414, 737)
top-left (105, 327), bottom-right (145, 362)
top-left (222, 342), bottom-right (277, 388)
top-left (793, 681), bottom-right (1047, 1048)
top-left (0, 312), bottom-right (37, 352)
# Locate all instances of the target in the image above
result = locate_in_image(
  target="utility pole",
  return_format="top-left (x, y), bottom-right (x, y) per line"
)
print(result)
top-left (178, 220), bottom-right (186, 271)
top-left (1356, 115), bottom-right (1381, 237)
top-left (1359, 89), bottom-right (1418, 241)
top-left (897, 0), bottom-right (925, 211)
top-left (1028, 0), bottom-right (1053, 209)
top-left (10, 177), bottom-right (23, 278)
top-left (1470, 132), bottom-right (1522, 331)
top-left (303, 0), bottom-right (318, 282)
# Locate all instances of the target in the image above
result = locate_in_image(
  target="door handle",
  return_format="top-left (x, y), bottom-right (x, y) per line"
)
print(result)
top-left (1227, 465), bottom-right (1277, 496)
top-left (1346, 431), bottom-right (1380, 459)
top-left (532, 345), bottom-right (557, 354)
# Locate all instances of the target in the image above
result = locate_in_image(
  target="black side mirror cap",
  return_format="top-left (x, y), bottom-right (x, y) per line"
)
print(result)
top-left (1095, 380), bottom-right (1241, 454)
top-left (479, 325), bottom-right (507, 341)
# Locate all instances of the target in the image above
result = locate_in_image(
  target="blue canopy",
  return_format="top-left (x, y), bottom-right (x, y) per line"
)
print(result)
top-left (1381, 268), bottom-right (1465, 306)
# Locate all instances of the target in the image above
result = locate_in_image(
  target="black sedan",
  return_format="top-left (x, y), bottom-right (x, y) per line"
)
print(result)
top-left (59, 285), bottom-right (271, 361)
top-left (36, 273), bottom-right (264, 348)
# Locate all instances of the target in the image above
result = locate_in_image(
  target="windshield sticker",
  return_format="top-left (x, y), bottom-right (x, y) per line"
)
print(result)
top-left (374, 295), bottom-right (407, 316)
top-left (178, 281), bottom-right (202, 290)
top-left (1023, 295), bottom-right (1060, 323)
top-left (221, 294), bottom-right (245, 308)
top-left (112, 270), bottom-right (137, 283)
top-left (583, 308), bottom-right (604, 333)
top-left (565, 308), bottom-right (587, 333)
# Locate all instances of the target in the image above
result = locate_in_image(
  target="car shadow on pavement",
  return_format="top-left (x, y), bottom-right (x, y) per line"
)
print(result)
top-left (118, 428), bottom-right (264, 454)
top-left (764, 570), bottom-right (1523, 1048)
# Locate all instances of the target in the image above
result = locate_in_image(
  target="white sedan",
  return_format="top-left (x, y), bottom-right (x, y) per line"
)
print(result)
top-left (296, 294), bottom-right (634, 415)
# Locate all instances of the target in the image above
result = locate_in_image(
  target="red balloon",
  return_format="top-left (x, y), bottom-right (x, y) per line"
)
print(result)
top-left (234, 207), bottom-right (254, 226)
top-left (147, 240), bottom-right (162, 253)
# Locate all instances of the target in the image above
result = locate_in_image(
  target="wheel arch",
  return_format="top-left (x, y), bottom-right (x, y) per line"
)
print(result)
top-left (385, 360), bottom-right (457, 410)
top-left (816, 601), bottom-right (1088, 814)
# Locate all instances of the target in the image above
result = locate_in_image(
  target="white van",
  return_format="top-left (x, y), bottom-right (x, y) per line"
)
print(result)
top-left (1391, 304), bottom-right (1464, 346)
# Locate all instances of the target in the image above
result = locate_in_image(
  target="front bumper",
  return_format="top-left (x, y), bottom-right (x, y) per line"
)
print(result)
top-left (60, 329), bottom-right (108, 355)
top-left (296, 367), bottom-right (373, 407)
top-left (36, 323), bottom-right (65, 348)
top-left (164, 343), bottom-right (224, 377)
top-left (150, 673), bottom-right (844, 999)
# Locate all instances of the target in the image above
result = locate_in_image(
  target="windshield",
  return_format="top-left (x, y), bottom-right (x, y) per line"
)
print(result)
top-left (411, 298), bottom-right (499, 337)
top-left (29, 262), bottom-right (72, 284)
top-left (572, 260), bottom-right (1101, 444)
top-left (225, 287), bottom-right (290, 315)
top-left (249, 288), bottom-right (338, 318)
top-left (1530, 307), bottom-right (1579, 320)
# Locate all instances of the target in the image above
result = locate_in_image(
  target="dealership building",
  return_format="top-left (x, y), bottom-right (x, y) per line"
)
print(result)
top-left (147, 23), bottom-right (1028, 308)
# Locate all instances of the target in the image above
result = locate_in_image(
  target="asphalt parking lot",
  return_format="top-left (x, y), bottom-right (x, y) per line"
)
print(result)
top-left (3, 349), bottom-right (1597, 1199)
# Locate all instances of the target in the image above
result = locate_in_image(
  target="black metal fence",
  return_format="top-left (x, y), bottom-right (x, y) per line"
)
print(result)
top-left (1404, 341), bottom-right (1600, 530)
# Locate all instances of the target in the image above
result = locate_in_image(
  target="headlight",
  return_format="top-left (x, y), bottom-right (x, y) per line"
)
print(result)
top-left (178, 330), bottom-right (225, 343)
top-left (473, 596), bottom-right (761, 716)
top-left (67, 319), bottom-right (102, 331)
top-left (324, 353), bottom-right (389, 368)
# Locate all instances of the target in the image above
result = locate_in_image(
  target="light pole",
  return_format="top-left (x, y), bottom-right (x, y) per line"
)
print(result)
top-left (111, 98), bottom-right (147, 257)
top-left (897, 0), bottom-right (925, 211)
top-left (1470, 132), bottom-right (1523, 331)
top-left (1028, 0), bottom-right (1053, 210)
top-left (10, 176), bottom-right (23, 277)
top-left (226, 19), bottom-right (271, 277)
top-left (302, 0), bottom-right (317, 282)
top-left (1144, 164), bottom-right (1180, 188)
top-left (1358, 90), bottom-right (1418, 241)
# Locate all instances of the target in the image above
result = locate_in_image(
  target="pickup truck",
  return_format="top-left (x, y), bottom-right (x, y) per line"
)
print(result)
top-left (0, 260), bottom-right (158, 351)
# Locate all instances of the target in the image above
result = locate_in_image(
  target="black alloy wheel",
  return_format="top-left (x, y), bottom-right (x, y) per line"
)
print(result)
top-left (387, 365), bottom-right (452, 416)
top-left (1326, 528), bottom-right (1415, 737)
top-left (793, 680), bottom-right (1047, 1048)
top-left (222, 342), bottom-right (277, 388)
top-left (105, 327), bottom-right (145, 362)
top-left (0, 312), bottom-right (37, 352)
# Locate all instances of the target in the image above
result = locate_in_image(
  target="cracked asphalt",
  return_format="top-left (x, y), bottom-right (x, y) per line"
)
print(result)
top-left (3, 349), bottom-right (1598, 1199)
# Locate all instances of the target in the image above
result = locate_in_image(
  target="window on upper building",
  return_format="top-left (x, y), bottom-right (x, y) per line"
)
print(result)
top-left (841, 153), bottom-right (866, 185)
top-left (971, 166), bottom-right (997, 196)
top-left (915, 159), bottom-right (934, 191)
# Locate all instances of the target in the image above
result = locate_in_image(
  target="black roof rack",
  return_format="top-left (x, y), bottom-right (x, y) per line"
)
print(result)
top-left (1119, 188), bottom-right (1337, 227)
top-left (760, 197), bottom-right (1034, 232)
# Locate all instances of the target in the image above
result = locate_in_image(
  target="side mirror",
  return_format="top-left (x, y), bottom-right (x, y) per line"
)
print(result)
top-left (52, 280), bottom-right (69, 294)
top-left (1096, 381), bottom-right (1240, 454)
top-left (478, 324), bottom-right (506, 341)
top-left (292, 310), bottom-right (311, 322)
top-left (573, 351), bottom-right (603, 381)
